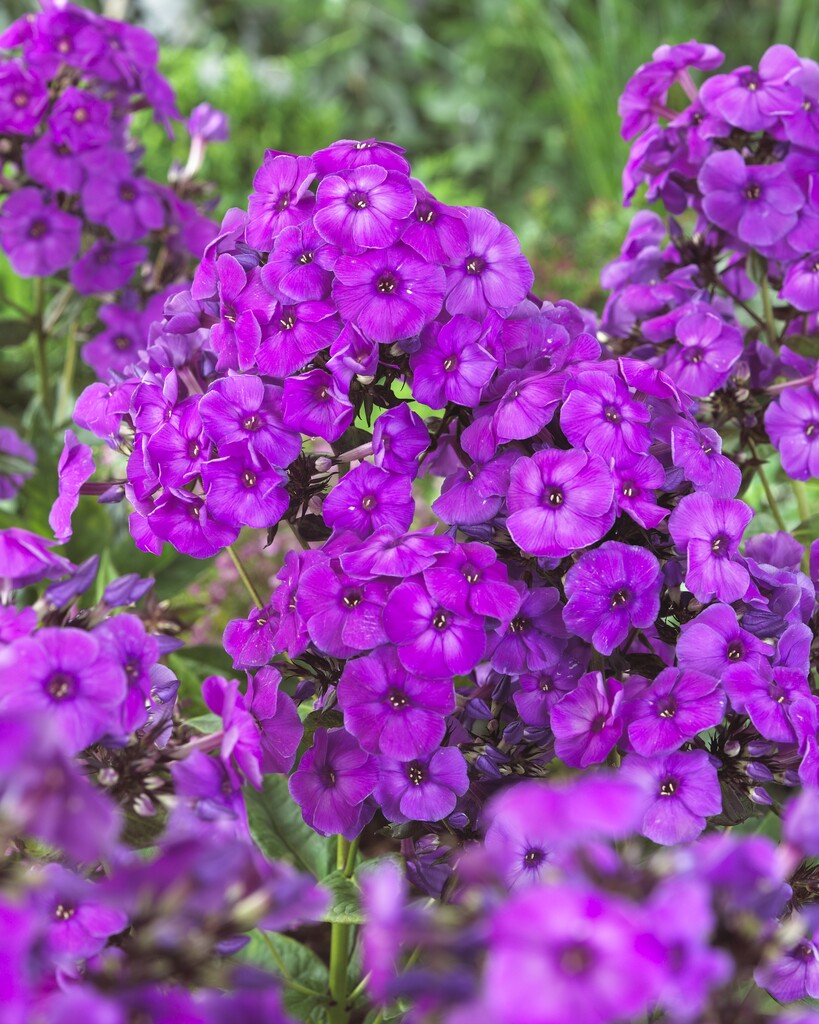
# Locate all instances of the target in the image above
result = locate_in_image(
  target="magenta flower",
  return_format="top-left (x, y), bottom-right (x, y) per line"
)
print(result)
top-left (676, 603), bottom-right (773, 678)
top-left (621, 749), bottom-right (722, 845)
top-left (401, 180), bottom-right (469, 263)
top-left (256, 299), bottom-right (342, 377)
top-left (0, 628), bottom-right (126, 753)
top-left (280, 369), bottom-right (354, 442)
top-left (314, 164), bottom-right (415, 252)
top-left (671, 425), bottom-right (741, 498)
top-left (210, 255), bottom-right (274, 372)
top-left (223, 604), bottom-right (279, 670)
top-left (411, 315), bottom-right (497, 409)
top-left (70, 240), bottom-right (147, 295)
top-left (296, 556), bottom-right (390, 658)
top-left (561, 370), bottom-right (651, 460)
top-left (669, 492), bottom-right (753, 603)
top-left (289, 727), bottom-right (378, 839)
top-left (755, 940), bottom-right (819, 1003)
top-left (199, 376), bottom-right (301, 468)
top-left (146, 398), bottom-right (208, 487)
top-left (246, 666), bottom-right (303, 775)
top-left (312, 138), bottom-right (410, 176)
top-left (699, 44), bottom-right (802, 131)
top-left (383, 578), bottom-right (486, 678)
top-left (48, 430), bottom-right (95, 544)
top-left (0, 61), bottom-right (47, 133)
top-left (445, 207), bottom-right (534, 318)
top-left (550, 672), bottom-right (625, 768)
top-left (723, 663), bottom-right (812, 742)
top-left (0, 189), bottom-right (81, 277)
top-left (322, 463), bottom-right (414, 538)
top-left (489, 586), bottom-right (567, 674)
top-left (765, 385), bottom-right (819, 481)
top-left (82, 152), bottom-right (165, 241)
top-left (626, 667), bottom-right (726, 756)
top-left (201, 445), bottom-right (289, 529)
top-left (663, 310), bottom-right (743, 397)
top-left (37, 863), bottom-right (128, 964)
top-left (492, 371), bottom-right (565, 442)
top-left (698, 150), bottom-right (803, 248)
top-left (781, 253), bottom-right (819, 312)
top-left (563, 541), bottom-right (661, 655)
top-left (372, 405), bottom-right (429, 476)
top-left (610, 452), bottom-right (668, 529)
top-left (261, 221), bottom-right (334, 302)
top-left (338, 647), bottom-right (454, 760)
top-left (333, 243), bottom-right (445, 343)
top-left (375, 746), bottom-right (468, 823)
top-left (245, 152), bottom-right (316, 249)
top-left (506, 449), bottom-right (615, 558)
top-left (425, 541), bottom-right (521, 622)
top-left (148, 490), bottom-right (239, 559)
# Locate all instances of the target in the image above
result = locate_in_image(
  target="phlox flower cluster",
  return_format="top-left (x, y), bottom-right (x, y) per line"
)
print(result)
top-left (0, 526), bottom-right (322, 1021)
top-left (604, 40), bottom-right (819, 484)
top-left (0, 2), bottom-right (226, 378)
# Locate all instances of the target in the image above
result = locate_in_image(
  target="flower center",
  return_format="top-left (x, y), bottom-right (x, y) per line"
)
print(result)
top-left (465, 256), bottom-right (485, 275)
top-left (13, 91), bottom-right (28, 108)
top-left (298, 250), bottom-right (313, 264)
top-left (727, 641), bottom-right (744, 661)
top-left (242, 470), bottom-right (257, 488)
top-left (188, 440), bottom-right (201, 459)
top-left (443, 356), bottom-right (458, 372)
top-left (54, 903), bottom-right (76, 921)
top-left (744, 184), bottom-right (762, 201)
top-left (119, 183), bottom-right (136, 202)
top-left (342, 590), bottom-right (362, 608)
top-left (463, 565), bottom-right (480, 584)
top-left (73, 107), bottom-right (89, 123)
top-left (407, 762), bottom-right (425, 785)
top-left (659, 699), bottom-right (677, 719)
top-left (243, 414), bottom-right (261, 431)
top-left (433, 612), bottom-right (448, 630)
top-left (559, 942), bottom-right (593, 976)
top-left (610, 588), bottom-right (629, 608)
top-left (416, 205), bottom-right (435, 224)
top-left (114, 335), bottom-right (131, 351)
top-left (604, 404), bottom-right (621, 423)
top-left (660, 777), bottom-right (678, 796)
top-left (685, 347), bottom-right (705, 364)
top-left (274, 193), bottom-right (291, 212)
top-left (29, 219), bottom-right (48, 239)
top-left (510, 616), bottom-right (526, 633)
top-left (388, 689), bottom-right (409, 709)
top-left (711, 533), bottom-right (729, 556)
top-left (545, 487), bottom-right (564, 507)
top-left (361, 493), bottom-right (377, 511)
top-left (279, 312), bottom-right (296, 330)
top-left (621, 483), bottom-right (635, 498)
top-left (348, 191), bottom-right (369, 210)
top-left (46, 672), bottom-right (76, 701)
top-left (806, 422), bottom-right (818, 438)
top-left (523, 847), bottom-right (546, 868)
top-left (377, 274), bottom-right (397, 294)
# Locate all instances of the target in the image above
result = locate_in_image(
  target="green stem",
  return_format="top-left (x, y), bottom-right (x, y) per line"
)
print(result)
top-left (55, 321), bottom-right (78, 425)
top-left (0, 291), bottom-right (32, 318)
top-left (345, 972), bottom-right (371, 1006)
top-left (343, 836), bottom-right (359, 878)
top-left (749, 440), bottom-right (787, 532)
top-left (792, 479), bottom-right (810, 524)
top-left (760, 274), bottom-right (778, 350)
top-left (33, 278), bottom-right (52, 421)
top-left (328, 836), bottom-right (352, 1024)
top-left (258, 930), bottom-right (330, 1002)
top-left (226, 544), bottom-right (265, 610)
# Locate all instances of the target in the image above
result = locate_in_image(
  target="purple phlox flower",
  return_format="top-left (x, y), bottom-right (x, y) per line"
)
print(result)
top-left (0, 188), bottom-right (81, 278)
top-left (375, 746), bottom-right (468, 823)
top-left (676, 602), bottom-right (773, 678)
top-left (372, 404), bottom-right (429, 476)
top-left (755, 932), bottom-right (819, 1003)
top-left (296, 555), bottom-right (390, 658)
top-left (0, 627), bottom-right (126, 753)
top-left (506, 448), bottom-right (615, 558)
top-left (132, 370), bottom-right (180, 434)
top-left (261, 220), bottom-right (334, 302)
top-left (668, 492), bottom-right (753, 603)
top-left (36, 862), bottom-right (128, 963)
top-left (188, 101), bottom-right (229, 143)
top-left (82, 151), bottom-right (165, 242)
top-left (512, 646), bottom-right (587, 727)
top-left (0, 60), bottom-right (47, 133)
top-left (313, 138), bottom-right (410, 176)
top-left (245, 666), bottom-right (302, 774)
top-left (765, 385), bottom-right (819, 481)
top-left (269, 550), bottom-right (313, 658)
top-left (723, 662), bottom-right (812, 742)
top-left (662, 309), bottom-right (743, 397)
top-left (172, 748), bottom-right (247, 835)
top-left (322, 463), bottom-right (414, 539)
top-left (70, 240), bottom-right (147, 295)
top-left (781, 253), bottom-right (819, 312)
top-left (281, 369), bottom-right (354, 442)
top-left (199, 375), bottom-right (301, 468)
top-left (0, 426), bottom-right (34, 500)
top-left (492, 370), bottom-right (565, 442)
top-left (775, 622), bottom-right (812, 675)
top-left (202, 675), bottom-right (265, 788)
top-left (102, 573), bottom-right (155, 609)
top-left (671, 424), bottom-right (741, 498)
top-left (314, 163), bottom-right (415, 252)
top-left (563, 541), bottom-right (661, 655)
top-left (148, 489), bottom-right (239, 559)
top-left (0, 527), bottom-right (72, 591)
top-left (210, 255), bottom-right (274, 373)
top-left (339, 526), bottom-right (452, 579)
top-left (781, 57), bottom-right (819, 148)
top-left (620, 748), bottom-right (721, 845)
top-left (610, 452), bottom-right (668, 529)
top-left (48, 430), bottom-right (95, 544)
top-left (698, 150), bottom-right (804, 248)
top-left (625, 667), bottom-right (726, 756)
top-left (256, 297), bottom-right (342, 377)
top-left (425, 541), bottom-right (521, 621)
top-left (647, 876), bottom-right (733, 1021)
top-left (445, 207), bottom-right (534, 319)
top-left (360, 858), bottom-right (409, 1001)
top-left (483, 884), bottom-right (664, 1024)
top-left (202, 444), bottom-right (289, 530)
top-left (326, 322), bottom-right (380, 386)
top-left (92, 613), bottom-right (160, 735)
top-left (432, 450), bottom-right (518, 527)
top-left (47, 85), bottom-right (112, 147)
top-left (224, 604), bottom-right (279, 670)
top-left (489, 585), bottom-right (566, 674)
top-left (72, 376), bottom-right (131, 442)
top-left (338, 646), bottom-right (454, 759)
top-left (146, 397), bottom-right (208, 487)
top-left (43, 554), bottom-right (100, 609)
top-left (699, 44), bottom-right (802, 131)
top-left (784, 788), bottom-right (819, 857)
top-left (383, 577), bottom-right (486, 678)
top-left (692, 833), bottom-right (790, 919)
top-left (0, 606), bottom-right (36, 645)
top-left (24, 128), bottom-right (85, 194)
top-left (411, 315), bottom-right (497, 409)
top-left (192, 206), bottom-right (249, 299)
top-left (550, 672), bottom-right (624, 768)
top-left (401, 179), bottom-right (469, 262)
top-left (245, 152), bottom-right (316, 249)
top-left (289, 727), bottom-right (378, 839)
top-left (561, 370), bottom-right (651, 460)
top-left (82, 302), bottom-right (147, 379)
top-left (333, 243), bottom-right (445, 343)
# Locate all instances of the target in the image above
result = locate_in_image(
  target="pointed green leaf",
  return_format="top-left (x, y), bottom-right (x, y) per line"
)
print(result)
top-left (239, 930), bottom-right (329, 1022)
top-left (321, 869), bottom-right (364, 924)
top-left (244, 774), bottom-right (330, 877)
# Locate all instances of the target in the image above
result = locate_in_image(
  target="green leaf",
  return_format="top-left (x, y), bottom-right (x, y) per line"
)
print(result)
top-left (321, 869), bottom-right (364, 924)
top-left (795, 513), bottom-right (819, 545)
top-left (238, 930), bottom-right (329, 1022)
top-left (244, 774), bottom-right (330, 877)
top-left (0, 319), bottom-right (32, 347)
top-left (184, 712), bottom-right (223, 734)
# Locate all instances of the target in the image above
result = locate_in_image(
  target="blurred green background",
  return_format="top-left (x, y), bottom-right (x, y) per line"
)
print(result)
top-left (2, 0), bottom-right (818, 305)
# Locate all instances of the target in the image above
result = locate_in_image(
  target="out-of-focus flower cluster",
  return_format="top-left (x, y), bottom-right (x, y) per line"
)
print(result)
top-left (605, 41), bottom-right (819, 484)
top-left (0, 2), bottom-right (226, 378)
top-left (0, 526), bottom-right (322, 1022)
